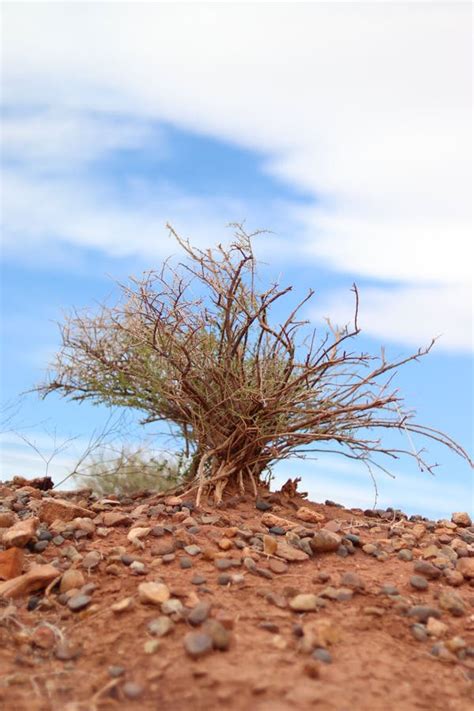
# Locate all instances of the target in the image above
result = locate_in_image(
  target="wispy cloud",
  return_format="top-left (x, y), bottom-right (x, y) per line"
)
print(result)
top-left (2, 3), bottom-right (471, 350)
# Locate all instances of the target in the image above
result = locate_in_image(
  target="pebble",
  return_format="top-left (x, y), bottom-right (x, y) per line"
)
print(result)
top-left (413, 560), bottom-right (442, 579)
top-left (380, 584), bottom-right (399, 596)
top-left (82, 551), bottom-right (101, 571)
top-left (256, 500), bottom-right (272, 511)
top-left (148, 616), bottom-right (174, 637)
top-left (111, 597), bottom-right (134, 613)
top-left (339, 571), bottom-right (365, 591)
top-left (309, 530), bottom-right (341, 554)
top-left (215, 558), bottom-right (234, 570)
top-left (188, 601), bottom-right (211, 626)
top-left (180, 557), bottom-right (193, 569)
top-left (411, 624), bottom-right (428, 641)
top-left (55, 641), bottom-right (81, 661)
top-left (161, 598), bottom-right (184, 616)
top-left (269, 559), bottom-right (288, 574)
top-left (426, 617), bottom-right (448, 637)
top-left (204, 619), bottom-right (231, 650)
top-left (130, 561), bottom-right (147, 575)
top-left (122, 682), bottom-right (145, 700)
top-left (451, 512), bottom-right (472, 527)
top-left (290, 594), bottom-right (319, 612)
top-left (191, 574), bottom-right (207, 585)
top-left (438, 590), bottom-right (466, 616)
top-left (408, 605), bottom-right (441, 623)
top-left (67, 594), bottom-right (91, 612)
top-left (108, 666), bottom-right (125, 678)
top-left (410, 575), bottom-right (429, 590)
top-left (312, 648), bottom-right (332, 664)
top-left (184, 545), bottom-right (201, 556)
top-left (398, 549), bottom-right (413, 562)
top-left (60, 569), bottom-right (85, 593)
top-left (217, 574), bottom-right (232, 585)
top-left (184, 631), bottom-right (213, 658)
top-left (138, 582), bottom-right (170, 606)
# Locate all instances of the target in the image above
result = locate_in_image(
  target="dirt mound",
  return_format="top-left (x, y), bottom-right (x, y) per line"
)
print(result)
top-left (0, 479), bottom-right (473, 711)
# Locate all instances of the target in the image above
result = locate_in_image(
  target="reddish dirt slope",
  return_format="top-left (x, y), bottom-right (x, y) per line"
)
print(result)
top-left (0, 479), bottom-right (473, 711)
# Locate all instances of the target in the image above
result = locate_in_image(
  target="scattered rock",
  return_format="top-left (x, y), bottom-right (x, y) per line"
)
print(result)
top-left (111, 597), bottom-right (134, 613)
top-left (275, 541), bottom-right (309, 562)
top-left (456, 557), bottom-right (474, 579)
top-left (339, 571), bottom-right (365, 591)
top-left (102, 512), bottom-right (131, 527)
top-left (410, 575), bottom-right (429, 591)
top-left (67, 594), bottom-right (92, 612)
top-left (408, 606), bottom-right (441, 623)
top-left (290, 594), bottom-right (319, 612)
top-left (188, 601), bottom-right (211, 626)
top-left (0, 547), bottom-right (24, 580)
top-left (295, 507), bottom-right (325, 524)
top-left (123, 682), bottom-right (145, 700)
top-left (184, 631), bottom-right (213, 658)
top-left (203, 619), bottom-right (231, 650)
top-left (309, 530), bottom-right (341, 554)
top-left (312, 648), bottom-right (332, 664)
top-left (0, 563), bottom-right (59, 599)
top-left (426, 617), bottom-right (448, 637)
top-left (261, 512), bottom-right (297, 531)
top-left (451, 512), bottom-right (472, 527)
top-left (138, 582), bottom-right (170, 606)
top-left (413, 560), bottom-right (442, 579)
top-left (255, 500), bottom-right (272, 512)
top-left (39, 499), bottom-right (93, 524)
top-left (2, 517), bottom-right (38, 548)
top-left (184, 545), bottom-right (201, 557)
top-left (60, 569), bottom-right (85, 593)
top-left (148, 616), bottom-right (174, 637)
top-left (438, 590), bottom-right (466, 616)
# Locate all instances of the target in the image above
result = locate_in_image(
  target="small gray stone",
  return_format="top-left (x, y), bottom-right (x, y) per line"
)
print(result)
top-left (184, 545), bottom-right (201, 556)
top-left (123, 682), bottom-right (144, 700)
top-left (188, 601), bottom-right (211, 626)
top-left (408, 605), bottom-right (441, 623)
top-left (413, 560), bottom-right (442, 579)
top-left (147, 616), bottom-right (174, 637)
top-left (184, 631), bottom-right (213, 658)
top-left (191, 574), bottom-right (207, 585)
top-left (410, 575), bottom-right (429, 590)
top-left (312, 648), bottom-right (332, 664)
top-left (398, 549), bottom-right (413, 562)
top-left (203, 619), bottom-right (231, 650)
top-left (180, 557), bottom-right (193, 569)
top-left (67, 594), bottom-right (91, 612)
top-left (411, 624), bottom-right (428, 642)
top-left (108, 666), bottom-right (125, 678)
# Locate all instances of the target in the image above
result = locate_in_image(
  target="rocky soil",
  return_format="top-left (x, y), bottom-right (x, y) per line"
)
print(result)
top-left (0, 476), bottom-right (473, 711)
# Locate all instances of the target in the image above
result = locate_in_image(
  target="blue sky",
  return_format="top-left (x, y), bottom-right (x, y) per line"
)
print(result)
top-left (1, 2), bottom-right (472, 518)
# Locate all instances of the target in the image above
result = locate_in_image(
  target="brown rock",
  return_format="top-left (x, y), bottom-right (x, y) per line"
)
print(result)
top-left (263, 535), bottom-right (278, 556)
top-left (138, 582), bottom-right (170, 605)
top-left (309, 530), bottom-right (341, 554)
top-left (0, 547), bottom-right (24, 580)
top-left (275, 541), bottom-right (309, 562)
top-left (60, 569), bottom-right (85, 593)
top-left (269, 559), bottom-right (288, 574)
top-left (2, 517), bottom-right (38, 548)
top-left (0, 512), bottom-right (16, 528)
top-left (451, 512), bottom-right (472, 527)
top-left (261, 512), bottom-right (298, 531)
top-left (0, 564), bottom-right (59, 598)
top-left (102, 512), bottom-right (131, 527)
top-left (295, 507), bottom-right (325, 524)
top-left (456, 557), bottom-right (474, 579)
top-left (39, 499), bottom-right (93, 525)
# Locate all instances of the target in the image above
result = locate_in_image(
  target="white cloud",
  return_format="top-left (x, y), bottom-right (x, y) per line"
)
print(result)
top-left (1, 2), bottom-right (471, 349)
top-left (312, 282), bottom-right (473, 353)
